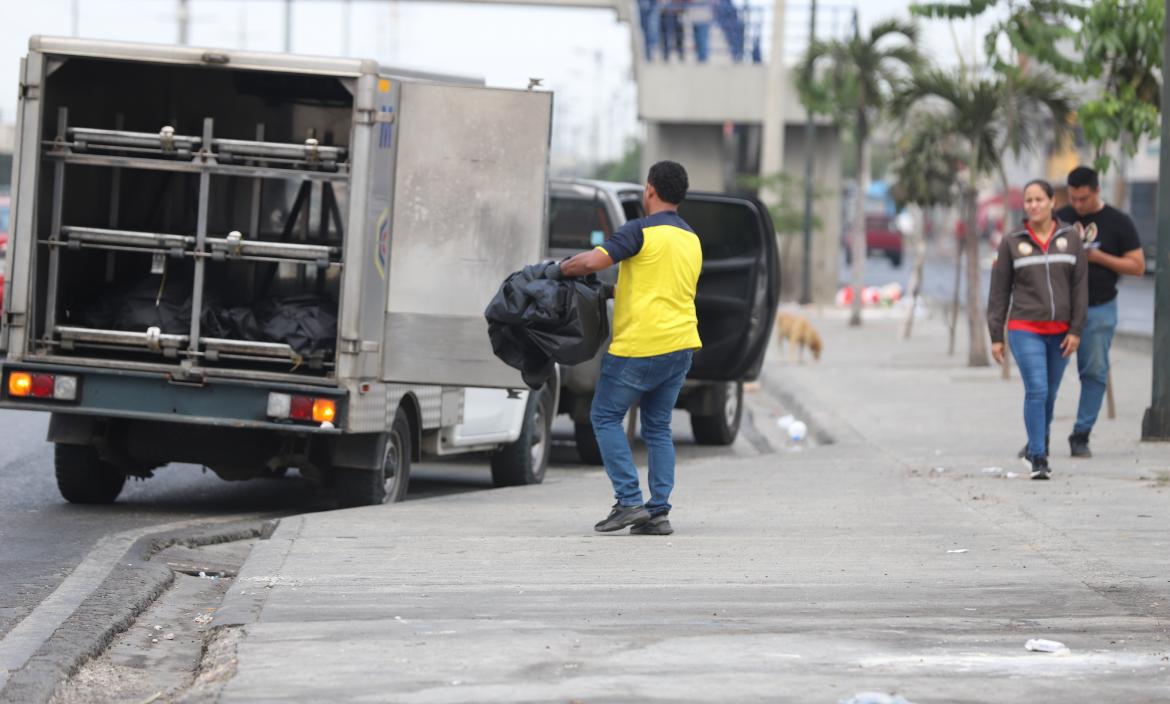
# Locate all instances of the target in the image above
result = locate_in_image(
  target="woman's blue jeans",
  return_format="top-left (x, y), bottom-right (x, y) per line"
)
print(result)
top-left (1008, 330), bottom-right (1071, 458)
top-left (590, 350), bottom-right (693, 517)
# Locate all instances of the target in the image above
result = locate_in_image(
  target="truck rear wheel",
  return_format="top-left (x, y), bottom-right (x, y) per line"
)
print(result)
top-left (335, 409), bottom-right (412, 507)
top-left (491, 385), bottom-right (553, 487)
top-left (690, 381), bottom-right (743, 446)
top-left (573, 420), bottom-right (604, 466)
top-left (54, 444), bottom-right (126, 504)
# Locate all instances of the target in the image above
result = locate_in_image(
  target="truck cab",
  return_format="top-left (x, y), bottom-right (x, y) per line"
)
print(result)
top-left (547, 178), bottom-right (780, 461)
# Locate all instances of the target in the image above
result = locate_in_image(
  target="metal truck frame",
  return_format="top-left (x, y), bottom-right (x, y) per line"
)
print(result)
top-left (0, 37), bottom-right (556, 506)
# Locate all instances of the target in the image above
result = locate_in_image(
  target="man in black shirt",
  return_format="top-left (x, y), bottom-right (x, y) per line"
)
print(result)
top-left (1055, 166), bottom-right (1146, 457)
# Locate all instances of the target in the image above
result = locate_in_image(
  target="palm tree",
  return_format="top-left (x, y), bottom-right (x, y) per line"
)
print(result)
top-left (889, 116), bottom-right (962, 340)
top-left (893, 67), bottom-right (1072, 367)
top-left (799, 19), bottom-right (920, 327)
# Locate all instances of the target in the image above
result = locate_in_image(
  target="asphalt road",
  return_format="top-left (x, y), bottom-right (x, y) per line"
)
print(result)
top-left (0, 405), bottom-right (761, 644)
top-left (0, 409), bottom-right (522, 641)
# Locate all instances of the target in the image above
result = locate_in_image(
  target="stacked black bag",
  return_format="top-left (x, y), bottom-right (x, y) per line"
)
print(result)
top-left (485, 263), bottom-right (609, 389)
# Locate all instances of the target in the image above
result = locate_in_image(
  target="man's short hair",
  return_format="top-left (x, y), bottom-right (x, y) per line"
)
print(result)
top-left (647, 161), bottom-right (689, 205)
top-left (1067, 166), bottom-right (1100, 190)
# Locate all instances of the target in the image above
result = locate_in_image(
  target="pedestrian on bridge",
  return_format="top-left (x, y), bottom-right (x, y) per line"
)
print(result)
top-left (558, 161), bottom-right (702, 534)
top-left (1055, 167), bottom-right (1146, 458)
top-left (988, 179), bottom-right (1087, 480)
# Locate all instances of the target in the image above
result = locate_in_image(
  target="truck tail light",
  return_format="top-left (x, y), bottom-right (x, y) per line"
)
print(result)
top-left (312, 399), bottom-right (336, 423)
top-left (8, 372), bottom-right (31, 397)
top-left (6, 372), bottom-right (78, 401)
top-left (267, 392), bottom-right (337, 425)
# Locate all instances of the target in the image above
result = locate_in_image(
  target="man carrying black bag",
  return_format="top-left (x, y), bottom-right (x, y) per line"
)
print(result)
top-left (557, 161), bottom-right (702, 536)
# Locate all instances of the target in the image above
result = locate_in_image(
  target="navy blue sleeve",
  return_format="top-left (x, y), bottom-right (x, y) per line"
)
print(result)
top-left (597, 219), bottom-right (644, 263)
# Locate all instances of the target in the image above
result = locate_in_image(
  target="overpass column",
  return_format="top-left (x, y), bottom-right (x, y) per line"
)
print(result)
top-left (758, 0), bottom-right (788, 206)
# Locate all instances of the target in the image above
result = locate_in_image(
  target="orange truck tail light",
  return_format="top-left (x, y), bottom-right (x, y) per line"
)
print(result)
top-left (8, 372), bottom-right (31, 397)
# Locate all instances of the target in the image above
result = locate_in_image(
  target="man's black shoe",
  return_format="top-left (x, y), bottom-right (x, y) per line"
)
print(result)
top-left (594, 503), bottom-right (650, 532)
top-left (630, 514), bottom-right (673, 536)
top-left (1030, 455), bottom-right (1051, 480)
top-left (1069, 432), bottom-right (1092, 458)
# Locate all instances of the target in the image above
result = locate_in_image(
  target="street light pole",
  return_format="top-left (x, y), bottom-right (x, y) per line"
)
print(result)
top-left (799, 0), bottom-right (818, 305)
top-left (177, 0), bottom-right (190, 45)
top-left (1141, 0), bottom-right (1170, 440)
top-left (284, 0), bottom-right (294, 53)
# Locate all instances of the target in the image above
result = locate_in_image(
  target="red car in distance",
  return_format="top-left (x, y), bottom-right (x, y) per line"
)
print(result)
top-left (845, 213), bottom-right (904, 268)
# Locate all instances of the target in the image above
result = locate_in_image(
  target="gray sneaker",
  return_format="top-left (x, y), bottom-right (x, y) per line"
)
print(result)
top-left (630, 514), bottom-right (673, 535)
top-left (594, 503), bottom-right (650, 532)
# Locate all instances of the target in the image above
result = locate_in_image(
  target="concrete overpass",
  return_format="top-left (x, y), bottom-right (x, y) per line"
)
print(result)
top-left (223, 0), bottom-right (842, 301)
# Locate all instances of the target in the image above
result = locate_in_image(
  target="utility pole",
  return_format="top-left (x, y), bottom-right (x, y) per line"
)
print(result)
top-left (177, 0), bottom-right (190, 45)
top-left (1141, 0), bottom-right (1170, 440)
top-left (284, 0), bottom-right (294, 53)
top-left (799, 0), bottom-right (818, 305)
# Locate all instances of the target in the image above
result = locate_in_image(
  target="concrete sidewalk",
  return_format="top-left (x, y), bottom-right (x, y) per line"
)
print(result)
top-left (208, 312), bottom-right (1170, 703)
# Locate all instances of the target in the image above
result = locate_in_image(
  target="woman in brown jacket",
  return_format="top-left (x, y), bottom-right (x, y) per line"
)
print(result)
top-left (987, 179), bottom-right (1088, 480)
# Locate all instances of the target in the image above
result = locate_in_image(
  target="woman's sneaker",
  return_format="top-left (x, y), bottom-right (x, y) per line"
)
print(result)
top-left (1018, 435), bottom-right (1051, 461)
top-left (630, 514), bottom-right (673, 535)
top-left (1030, 455), bottom-right (1051, 480)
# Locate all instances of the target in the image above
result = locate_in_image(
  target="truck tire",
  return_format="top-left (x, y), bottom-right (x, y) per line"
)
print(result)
top-left (574, 419), bottom-right (604, 466)
top-left (889, 251), bottom-right (903, 268)
top-left (690, 381), bottom-right (743, 446)
top-left (490, 385), bottom-right (554, 487)
top-left (54, 444), bottom-right (126, 504)
top-left (335, 409), bottom-right (411, 507)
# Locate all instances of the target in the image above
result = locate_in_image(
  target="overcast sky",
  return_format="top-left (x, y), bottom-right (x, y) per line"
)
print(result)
top-left (0, 0), bottom-right (998, 167)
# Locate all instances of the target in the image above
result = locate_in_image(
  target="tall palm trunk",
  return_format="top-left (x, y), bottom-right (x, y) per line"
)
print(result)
top-left (948, 213), bottom-right (963, 356)
top-left (903, 206), bottom-right (928, 339)
top-left (964, 145), bottom-right (989, 367)
top-left (849, 112), bottom-right (869, 327)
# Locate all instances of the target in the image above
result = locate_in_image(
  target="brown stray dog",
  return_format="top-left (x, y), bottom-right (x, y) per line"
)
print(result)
top-left (775, 312), bottom-right (823, 362)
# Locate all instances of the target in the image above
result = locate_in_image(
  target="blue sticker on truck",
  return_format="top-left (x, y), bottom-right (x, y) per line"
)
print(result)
top-left (378, 105), bottom-right (394, 149)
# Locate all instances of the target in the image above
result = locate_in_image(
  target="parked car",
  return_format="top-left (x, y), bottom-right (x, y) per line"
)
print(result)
top-left (547, 179), bottom-right (780, 463)
top-left (844, 213), bottom-right (903, 267)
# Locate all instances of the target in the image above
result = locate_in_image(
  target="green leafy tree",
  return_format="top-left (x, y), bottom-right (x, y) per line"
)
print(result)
top-left (910, 0), bottom-right (1086, 72)
top-left (894, 67), bottom-right (1072, 366)
top-left (798, 19), bottom-right (921, 327)
top-left (737, 172), bottom-right (822, 236)
top-left (591, 140), bottom-right (643, 184)
top-left (1072, 0), bottom-right (1163, 175)
top-left (890, 117), bottom-right (964, 340)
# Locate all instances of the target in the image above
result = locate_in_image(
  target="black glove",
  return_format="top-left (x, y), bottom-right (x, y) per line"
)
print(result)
top-left (543, 261), bottom-right (565, 280)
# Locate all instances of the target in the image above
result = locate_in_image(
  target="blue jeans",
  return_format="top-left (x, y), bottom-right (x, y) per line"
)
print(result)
top-left (1074, 299), bottom-right (1118, 435)
top-left (590, 350), bottom-right (693, 516)
top-left (1008, 330), bottom-right (1071, 458)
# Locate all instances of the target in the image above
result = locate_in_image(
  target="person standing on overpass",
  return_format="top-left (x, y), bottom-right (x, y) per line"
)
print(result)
top-left (558, 161), bottom-right (702, 535)
top-left (1055, 167), bottom-right (1146, 458)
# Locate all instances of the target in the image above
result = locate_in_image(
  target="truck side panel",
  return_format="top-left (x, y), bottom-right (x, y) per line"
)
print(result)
top-left (382, 83), bottom-right (552, 389)
top-left (2, 53), bottom-right (45, 358)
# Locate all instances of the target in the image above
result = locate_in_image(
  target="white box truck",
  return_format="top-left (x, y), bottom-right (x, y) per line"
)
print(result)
top-left (0, 37), bottom-right (557, 507)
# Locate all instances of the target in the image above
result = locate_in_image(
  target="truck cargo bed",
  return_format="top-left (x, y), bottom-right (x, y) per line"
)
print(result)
top-left (26, 55), bottom-right (353, 377)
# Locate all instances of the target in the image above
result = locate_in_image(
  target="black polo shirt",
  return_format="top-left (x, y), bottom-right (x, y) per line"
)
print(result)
top-left (1055, 204), bottom-right (1142, 306)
